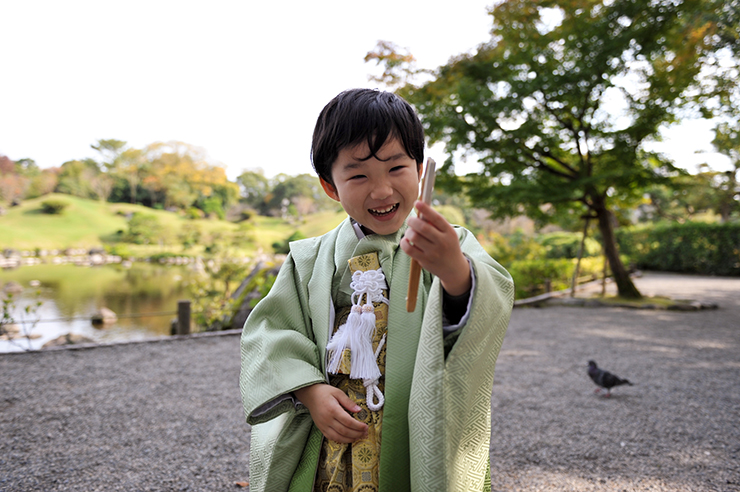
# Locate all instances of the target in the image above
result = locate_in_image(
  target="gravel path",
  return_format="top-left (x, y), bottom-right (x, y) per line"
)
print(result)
top-left (1, 272), bottom-right (738, 491)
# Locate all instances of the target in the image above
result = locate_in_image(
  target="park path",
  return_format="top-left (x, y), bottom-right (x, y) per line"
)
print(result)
top-left (1, 272), bottom-right (738, 491)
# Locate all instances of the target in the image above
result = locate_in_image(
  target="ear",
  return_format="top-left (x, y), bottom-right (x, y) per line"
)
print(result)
top-left (417, 162), bottom-right (423, 181)
top-left (320, 177), bottom-right (340, 201)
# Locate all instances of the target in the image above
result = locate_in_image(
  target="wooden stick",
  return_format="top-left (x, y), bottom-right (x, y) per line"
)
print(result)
top-left (406, 157), bottom-right (436, 312)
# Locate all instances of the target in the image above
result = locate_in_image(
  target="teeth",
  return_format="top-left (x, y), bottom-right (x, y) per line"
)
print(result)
top-left (370, 204), bottom-right (397, 215)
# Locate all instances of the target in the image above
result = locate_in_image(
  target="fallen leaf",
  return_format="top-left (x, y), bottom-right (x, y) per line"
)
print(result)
top-left (235, 481), bottom-right (249, 488)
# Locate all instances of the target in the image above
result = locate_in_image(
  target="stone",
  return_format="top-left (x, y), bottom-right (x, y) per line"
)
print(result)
top-left (91, 307), bottom-right (117, 325)
top-left (42, 333), bottom-right (95, 348)
top-left (2, 281), bottom-right (23, 294)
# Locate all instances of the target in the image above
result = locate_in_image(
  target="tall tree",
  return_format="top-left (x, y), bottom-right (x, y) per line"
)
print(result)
top-left (236, 169), bottom-right (270, 211)
top-left (709, 121), bottom-right (740, 221)
top-left (375, 0), bottom-right (739, 298)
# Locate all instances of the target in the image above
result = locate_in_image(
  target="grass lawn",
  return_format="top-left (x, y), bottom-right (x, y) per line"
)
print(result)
top-left (0, 194), bottom-right (346, 257)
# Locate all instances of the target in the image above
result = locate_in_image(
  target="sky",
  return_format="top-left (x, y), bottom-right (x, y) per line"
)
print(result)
top-left (0, 1), bottom-right (731, 181)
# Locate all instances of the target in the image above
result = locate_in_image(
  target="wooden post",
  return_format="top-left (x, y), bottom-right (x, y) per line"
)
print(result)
top-left (177, 300), bottom-right (191, 335)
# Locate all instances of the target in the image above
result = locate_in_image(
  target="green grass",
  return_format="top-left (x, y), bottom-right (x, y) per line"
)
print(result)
top-left (0, 195), bottom-right (347, 256)
top-left (591, 295), bottom-right (678, 308)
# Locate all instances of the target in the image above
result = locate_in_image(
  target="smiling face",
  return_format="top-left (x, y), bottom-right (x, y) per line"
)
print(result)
top-left (320, 138), bottom-right (422, 236)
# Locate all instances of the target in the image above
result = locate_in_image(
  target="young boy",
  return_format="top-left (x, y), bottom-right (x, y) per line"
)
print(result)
top-left (240, 89), bottom-right (514, 492)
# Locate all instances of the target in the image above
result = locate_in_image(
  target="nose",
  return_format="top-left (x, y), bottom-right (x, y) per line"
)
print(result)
top-left (370, 180), bottom-right (393, 201)
top-left (370, 177), bottom-right (393, 201)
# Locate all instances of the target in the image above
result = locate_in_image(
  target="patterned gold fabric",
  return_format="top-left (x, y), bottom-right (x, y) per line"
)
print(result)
top-left (315, 252), bottom-right (387, 492)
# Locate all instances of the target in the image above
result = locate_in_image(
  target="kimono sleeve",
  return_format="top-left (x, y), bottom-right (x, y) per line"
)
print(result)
top-left (239, 252), bottom-right (326, 426)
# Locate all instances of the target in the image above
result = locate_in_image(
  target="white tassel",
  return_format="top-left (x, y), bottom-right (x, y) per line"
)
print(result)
top-left (327, 266), bottom-right (388, 411)
top-left (326, 305), bottom-right (359, 374)
top-left (349, 303), bottom-right (381, 380)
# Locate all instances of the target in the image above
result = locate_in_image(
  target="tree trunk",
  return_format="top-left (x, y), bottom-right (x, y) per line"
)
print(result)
top-left (593, 201), bottom-right (642, 299)
top-left (570, 216), bottom-right (590, 298)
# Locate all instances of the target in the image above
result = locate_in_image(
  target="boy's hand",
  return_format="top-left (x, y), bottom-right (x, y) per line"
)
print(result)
top-left (294, 383), bottom-right (368, 443)
top-left (402, 201), bottom-right (472, 296)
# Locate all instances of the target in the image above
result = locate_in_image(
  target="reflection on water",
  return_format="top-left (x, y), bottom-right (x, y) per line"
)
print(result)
top-left (0, 263), bottom-right (203, 353)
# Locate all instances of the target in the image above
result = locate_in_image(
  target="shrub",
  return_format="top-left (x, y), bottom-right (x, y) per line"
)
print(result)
top-left (40, 199), bottom-right (70, 215)
top-left (185, 207), bottom-right (205, 220)
top-left (616, 221), bottom-right (740, 276)
top-left (104, 244), bottom-right (132, 258)
top-left (272, 231), bottom-right (306, 254)
top-left (538, 231), bottom-right (601, 259)
top-left (122, 212), bottom-right (160, 245)
top-left (507, 256), bottom-right (606, 299)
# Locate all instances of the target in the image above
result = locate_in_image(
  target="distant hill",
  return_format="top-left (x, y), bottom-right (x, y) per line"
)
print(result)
top-left (0, 194), bottom-right (345, 256)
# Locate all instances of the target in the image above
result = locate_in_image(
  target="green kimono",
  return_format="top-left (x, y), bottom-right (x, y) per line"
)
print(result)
top-left (240, 217), bottom-right (514, 492)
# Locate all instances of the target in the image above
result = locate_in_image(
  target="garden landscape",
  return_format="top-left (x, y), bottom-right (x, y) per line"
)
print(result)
top-left (2, 0), bottom-right (739, 490)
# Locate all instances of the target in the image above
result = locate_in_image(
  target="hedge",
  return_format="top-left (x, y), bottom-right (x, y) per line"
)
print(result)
top-left (507, 256), bottom-right (605, 299)
top-left (616, 222), bottom-right (740, 276)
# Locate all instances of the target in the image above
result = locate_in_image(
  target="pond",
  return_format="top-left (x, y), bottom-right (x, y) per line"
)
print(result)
top-left (0, 262), bottom-right (205, 353)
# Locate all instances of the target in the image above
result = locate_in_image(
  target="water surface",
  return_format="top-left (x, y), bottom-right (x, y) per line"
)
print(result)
top-left (0, 263), bottom-right (201, 352)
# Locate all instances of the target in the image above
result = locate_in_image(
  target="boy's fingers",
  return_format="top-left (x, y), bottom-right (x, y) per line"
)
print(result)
top-left (414, 201), bottom-right (444, 227)
top-left (335, 391), bottom-right (362, 413)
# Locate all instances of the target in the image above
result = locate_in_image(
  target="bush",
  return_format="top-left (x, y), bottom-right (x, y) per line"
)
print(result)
top-left (272, 231), bottom-right (307, 254)
top-left (538, 231), bottom-right (601, 259)
top-left (507, 256), bottom-right (606, 299)
top-left (616, 221), bottom-right (740, 276)
top-left (122, 212), bottom-right (160, 245)
top-left (486, 230), bottom-right (546, 266)
top-left (104, 244), bottom-right (132, 258)
top-left (185, 207), bottom-right (205, 220)
top-left (40, 199), bottom-right (70, 215)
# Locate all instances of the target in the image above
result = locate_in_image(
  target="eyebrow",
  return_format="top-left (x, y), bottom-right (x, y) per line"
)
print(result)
top-left (341, 152), bottom-right (408, 171)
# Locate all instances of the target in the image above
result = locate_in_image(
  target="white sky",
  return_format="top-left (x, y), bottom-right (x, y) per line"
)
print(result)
top-left (0, 1), bottom-right (731, 180)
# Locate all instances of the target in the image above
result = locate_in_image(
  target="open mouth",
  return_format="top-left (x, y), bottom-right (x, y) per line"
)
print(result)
top-left (369, 203), bottom-right (399, 217)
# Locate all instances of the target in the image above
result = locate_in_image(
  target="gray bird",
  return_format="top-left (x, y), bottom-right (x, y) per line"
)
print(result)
top-left (587, 360), bottom-right (633, 397)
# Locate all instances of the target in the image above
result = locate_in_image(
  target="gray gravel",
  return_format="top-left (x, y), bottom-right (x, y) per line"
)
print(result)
top-left (1, 272), bottom-right (738, 491)
top-left (491, 272), bottom-right (740, 492)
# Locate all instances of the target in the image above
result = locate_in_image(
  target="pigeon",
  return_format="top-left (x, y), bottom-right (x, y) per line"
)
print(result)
top-left (587, 360), bottom-right (633, 397)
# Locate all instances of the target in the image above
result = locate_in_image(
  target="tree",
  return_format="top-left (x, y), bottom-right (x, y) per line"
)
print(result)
top-left (376, 0), bottom-right (739, 298)
top-left (56, 159), bottom-right (99, 199)
top-left (92, 140), bottom-right (143, 204)
top-left (236, 169), bottom-right (270, 211)
top-left (0, 155), bottom-right (28, 204)
top-left (709, 122), bottom-right (740, 221)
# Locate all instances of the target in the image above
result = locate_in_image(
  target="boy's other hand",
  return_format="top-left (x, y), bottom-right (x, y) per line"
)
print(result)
top-left (402, 201), bottom-right (472, 296)
top-left (294, 383), bottom-right (369, 443)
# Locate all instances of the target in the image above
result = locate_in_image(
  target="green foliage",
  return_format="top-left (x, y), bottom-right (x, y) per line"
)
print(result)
top-left (40, 198), bottom-right (70, 215)
top-left (185, 207), bottom-right (205, 220)
top-left (386, 0), bottom-right (739, 298)
top-left (237, 169), bottom-right (270, 210)
top-left (1, 288), bottom-right (43, 351)
top-left (507, 256), bottom-right (605, 299)
top-left (103, 243), bottom-right (132, 258)
top-left (617, 222), bottom-right (740, 276)
top-left (435, 205), bottom-right (466, 227)
top-left (248, 270), bottom-right (277, 309)
top-left (56, 159), bottom-right (100, 199)
top-left (272, 231), bottom-right (307, 254)
top-left (198, 196), bottom-right (225, 220)
top-left (123, 212), bottom-right (160, 245)
top-left (178, 222), bottom-right (202, 250)
top-left (538, 231), bottom-right (601, 259)
top-left (187, 256), bottom-right (251, 331)
top-left (486, 230), bottom-right (546, 266)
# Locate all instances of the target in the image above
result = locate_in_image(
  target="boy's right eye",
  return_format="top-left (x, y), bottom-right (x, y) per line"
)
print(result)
top-left (349, 174), bottom-right (366, 180)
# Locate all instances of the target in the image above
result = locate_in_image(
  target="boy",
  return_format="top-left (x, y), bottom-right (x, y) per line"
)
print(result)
top-left (240, 89), bottom-right (513, 492)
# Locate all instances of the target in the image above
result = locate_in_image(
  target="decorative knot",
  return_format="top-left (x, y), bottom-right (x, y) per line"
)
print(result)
top-left (350, 269), bottom-right (388, 306)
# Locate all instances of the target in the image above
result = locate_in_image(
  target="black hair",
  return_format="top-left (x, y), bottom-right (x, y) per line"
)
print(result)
top-left (311, 88), bottom-right (425, 185)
